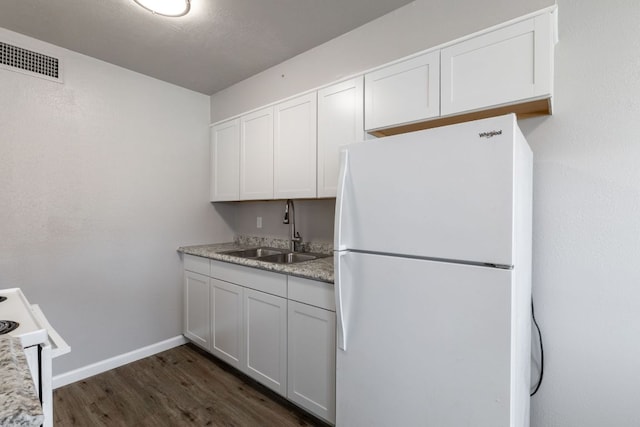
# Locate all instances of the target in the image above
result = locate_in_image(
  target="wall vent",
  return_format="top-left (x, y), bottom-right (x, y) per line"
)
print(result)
top-left (0, 41), bottom-right (63, 82)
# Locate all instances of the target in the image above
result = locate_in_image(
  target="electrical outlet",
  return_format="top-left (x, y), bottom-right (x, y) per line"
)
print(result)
top-left (256, 216), bottom-right (262, 229)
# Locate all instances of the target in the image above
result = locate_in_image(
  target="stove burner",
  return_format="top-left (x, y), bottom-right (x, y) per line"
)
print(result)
top-left (0, 296), bottom-right (6, 303)
top-left (0, 320), bottom-right (19, 335)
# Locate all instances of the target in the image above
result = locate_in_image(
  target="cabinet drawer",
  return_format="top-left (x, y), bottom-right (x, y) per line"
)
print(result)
top-left (184, 254), bottom-right (210, 276)
top-left (288, 276), bottom-right (335, 312)
top-left (211, 260), bottom-right (287, 298)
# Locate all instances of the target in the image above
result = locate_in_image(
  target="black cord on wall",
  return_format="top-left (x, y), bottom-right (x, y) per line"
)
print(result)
top-left (530, 298), bottom-right (544, 396)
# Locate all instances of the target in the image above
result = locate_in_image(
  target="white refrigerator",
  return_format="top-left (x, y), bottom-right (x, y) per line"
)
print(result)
top-left (333, 114), bottom-right (532, 427)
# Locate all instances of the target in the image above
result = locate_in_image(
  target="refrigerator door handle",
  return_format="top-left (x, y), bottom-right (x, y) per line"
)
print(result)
top-left (334, 149), bottom-right (349, 251)
top-left (335, 251), bottom-right (348, 351)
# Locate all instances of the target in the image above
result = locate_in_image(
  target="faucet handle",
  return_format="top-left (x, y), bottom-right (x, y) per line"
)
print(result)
top-left (293, 233), bottom-right (303, 252)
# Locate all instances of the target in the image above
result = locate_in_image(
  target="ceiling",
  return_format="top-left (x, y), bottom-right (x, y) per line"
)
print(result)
top-left (0, 0), bottom-right (414, 95)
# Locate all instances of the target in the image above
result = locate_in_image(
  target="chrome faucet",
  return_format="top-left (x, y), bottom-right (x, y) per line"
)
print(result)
top-left (283, 199), bottom-right (302, 252)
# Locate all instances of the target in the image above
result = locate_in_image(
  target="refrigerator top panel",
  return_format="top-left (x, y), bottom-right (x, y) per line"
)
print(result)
top-left (334, 114), bottom-right (531, 267)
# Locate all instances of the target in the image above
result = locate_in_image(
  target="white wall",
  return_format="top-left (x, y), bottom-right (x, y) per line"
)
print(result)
top-left (518, 1), bottom-right (640, 426)
top-left (210, 0), bottom-right (640, 426)
top-left (0, 28), bottom-right (235, 375)
top-left (232, 199), bottom-right (335, 243)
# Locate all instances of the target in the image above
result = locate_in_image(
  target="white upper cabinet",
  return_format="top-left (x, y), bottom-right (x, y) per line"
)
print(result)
top-left (209, 8), bottom-right (556, 194)
top-left (364, 51), bottom-right (440, 131)
top-left (441, 12), bottom-right (555, 116)
top-left (317, 77), bottom-right (364, 198)
top-left (210, 119), bottom-right (240, 202)
top-left (274, 93), bottom-right (317, 199)
top-left (240, 107), bottom-right (274, 200)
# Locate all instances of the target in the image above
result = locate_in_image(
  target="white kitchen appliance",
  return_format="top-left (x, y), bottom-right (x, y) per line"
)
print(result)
top-left (334, 114), bottom-right (532, 427)
top-left (0, 288), bottom-right (70, 427)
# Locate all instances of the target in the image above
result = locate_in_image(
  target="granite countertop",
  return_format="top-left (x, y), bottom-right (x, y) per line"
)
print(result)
top-left (0, 336), bottom-right (44, 427)
top-left (178, 237), bottom-right (334, 284)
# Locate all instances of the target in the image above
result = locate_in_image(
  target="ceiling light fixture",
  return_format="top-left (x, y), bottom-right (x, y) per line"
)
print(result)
top-left (133, 0), bottom-right (190, 17)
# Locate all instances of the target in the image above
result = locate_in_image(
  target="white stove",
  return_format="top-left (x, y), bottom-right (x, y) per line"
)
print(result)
top-left (0, 288), bottom-right (70, 427)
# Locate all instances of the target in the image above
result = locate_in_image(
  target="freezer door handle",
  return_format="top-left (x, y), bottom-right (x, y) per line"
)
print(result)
top-left (334, 149), bottom-right (349, 251)
top-left (335, 251), bottom-right (348, 351)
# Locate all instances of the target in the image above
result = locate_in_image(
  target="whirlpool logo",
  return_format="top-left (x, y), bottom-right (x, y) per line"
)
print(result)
top-left (478, 130), bottom-right (502, 139)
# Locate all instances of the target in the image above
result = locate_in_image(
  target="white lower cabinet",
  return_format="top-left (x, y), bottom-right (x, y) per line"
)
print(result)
top-left (183, 270), bottom-right (211, 350)
top-left (183, 255), bottom-right (336, 423)
top-left (288, 300), bottom-right (336, 423)
top-left (211, 278), bottom-right (244, 371)
top-left (244, 288), bottom-right (288, 395)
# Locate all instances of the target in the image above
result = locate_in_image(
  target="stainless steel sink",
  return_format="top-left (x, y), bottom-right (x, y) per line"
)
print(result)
top-left (257, 252), bottom-right (328, 264)
top-left (221, 247), bottom-right (330, 264)
top-left (221, 247), bottom-right (285, 258)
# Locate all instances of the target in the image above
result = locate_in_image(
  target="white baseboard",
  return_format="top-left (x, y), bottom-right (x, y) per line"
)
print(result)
top-left (52, 335), bottom-right (188, 389)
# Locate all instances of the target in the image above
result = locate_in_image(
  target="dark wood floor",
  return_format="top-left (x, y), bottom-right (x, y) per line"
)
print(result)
top-left (54, 344), bottom-right (329, 426)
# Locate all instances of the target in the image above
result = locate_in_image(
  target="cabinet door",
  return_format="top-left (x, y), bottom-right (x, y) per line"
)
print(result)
top-left (184, 271), bottom-right (210, 350)
top-left (441, 13), bottom-right (554, 116)
top-left (317, 77), bottom-right (364, 198)
top-left (243, 288), bottom-right (287, 395)
top-left (240, 107), bottom-right (274, 200)
top-left (211, 278), bottom-right (244, 371)
top-left (210, 119), bottom-right (240, 201)
top-left (288, 301), bottom-right (336, 423)
top-left (274, 92), bottom-right (317, 199)
top-left (364, 51), bottom-right (440, 131)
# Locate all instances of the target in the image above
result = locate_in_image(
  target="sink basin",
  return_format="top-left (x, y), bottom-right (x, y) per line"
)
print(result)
top-left (258, 252), bottom-right (328, 264)
top-left (221, 247), bottom-right (330, 264)
top-left (221, 247), bottom-right (285, 259)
